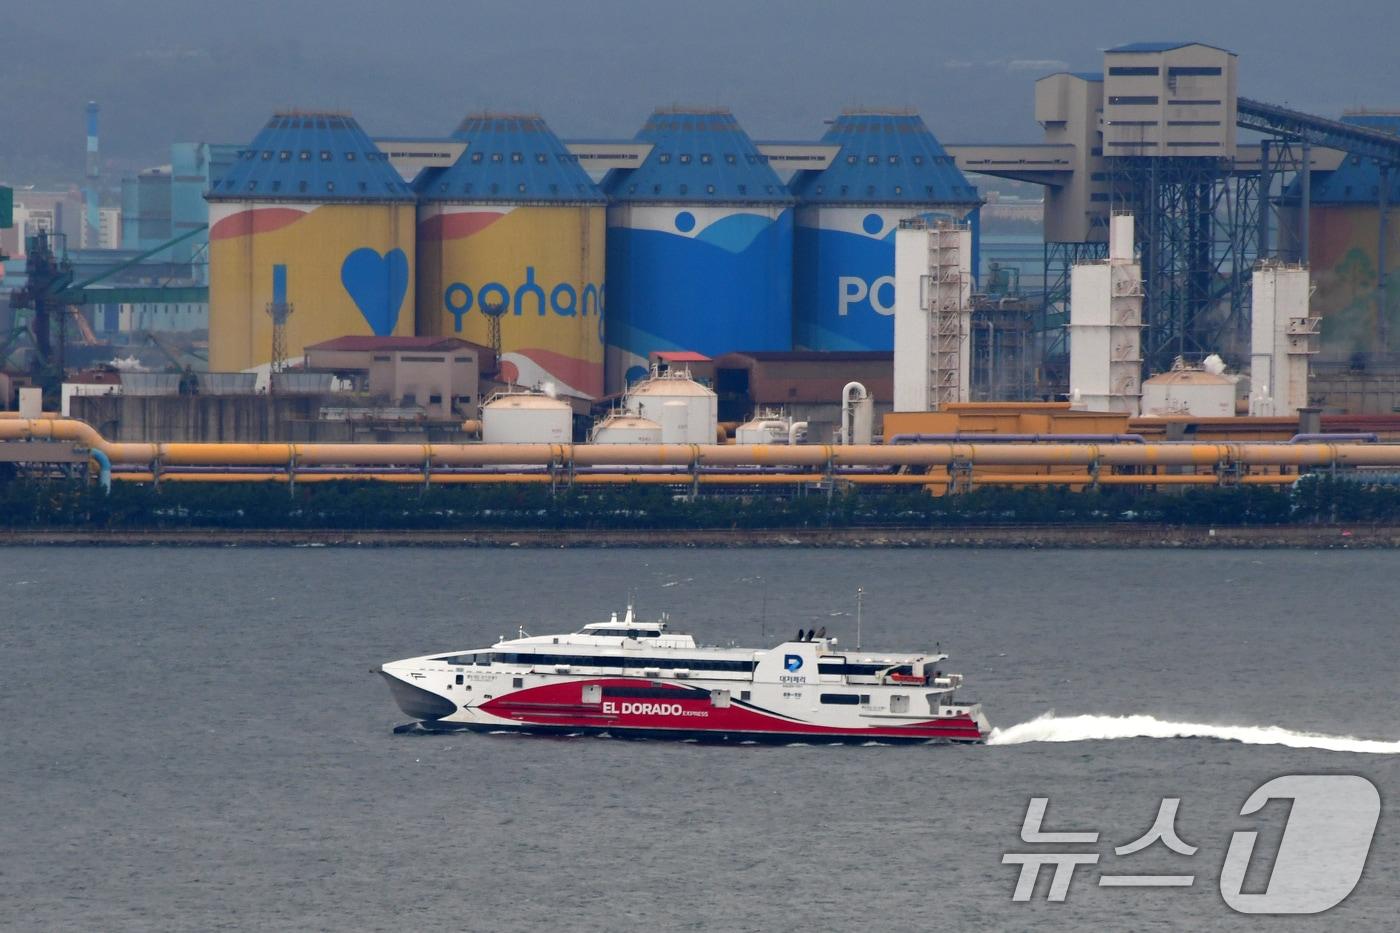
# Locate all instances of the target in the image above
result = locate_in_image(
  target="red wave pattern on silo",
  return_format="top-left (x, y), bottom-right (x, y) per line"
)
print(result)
top-left (516, 348), bottom-right (604, 398)
top-left (210, 207), bottom-right (309, 240)
top-left (417, 210), bottom-right (509, 241)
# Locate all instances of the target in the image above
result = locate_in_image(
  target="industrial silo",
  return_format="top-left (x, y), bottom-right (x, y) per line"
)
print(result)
top-left (207, 111), bottom-right (416, 372)
top-left (603, 108), bottom-right (793, 389)
top-left (789, 111), bottom-right (981, 350)
top-left (416, 114), bottom-right (606, 399)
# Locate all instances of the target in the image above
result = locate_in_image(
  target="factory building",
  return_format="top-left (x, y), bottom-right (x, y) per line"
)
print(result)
top-left (602, 108), bottom-right (794, 389)
top-left (788, 111), bottom-right (980, 351)
top-left (415, 114), bottom-right (606, 398)
top-left (207, 112), bottom-right (417, 372)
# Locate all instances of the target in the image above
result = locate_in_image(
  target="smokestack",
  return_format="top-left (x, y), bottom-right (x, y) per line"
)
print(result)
top-left (86, 102), bottom-right (99, 181)
top-left (83, 101), bottom-right (100, 247)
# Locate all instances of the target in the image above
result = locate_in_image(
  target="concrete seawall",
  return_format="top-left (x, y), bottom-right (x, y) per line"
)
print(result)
top-left (2, 525), bottom-right (1395, 548)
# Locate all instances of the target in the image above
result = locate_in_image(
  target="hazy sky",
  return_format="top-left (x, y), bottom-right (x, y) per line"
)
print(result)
top-left (4, 0), bottom-right (1397, 180)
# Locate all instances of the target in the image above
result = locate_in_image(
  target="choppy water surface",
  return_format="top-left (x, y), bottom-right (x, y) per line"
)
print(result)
top-left (3, 547), bottom-right (1398, 931)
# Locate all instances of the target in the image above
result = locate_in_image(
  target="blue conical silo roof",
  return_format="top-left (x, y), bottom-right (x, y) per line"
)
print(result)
top-left (788, 111), bottom-right (980, 207)
top-left (604, 108), bottom-right (792, 205)
top-left (1307, 113), bottom-right (1400, 204)
top-left (416, 113), bottom-right (605, 204)
top-left (209, 111), bottom-right (414, 202)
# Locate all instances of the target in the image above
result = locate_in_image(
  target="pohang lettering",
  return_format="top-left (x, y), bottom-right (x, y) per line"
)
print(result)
top-left (443, 266), bottom-right (604, 332)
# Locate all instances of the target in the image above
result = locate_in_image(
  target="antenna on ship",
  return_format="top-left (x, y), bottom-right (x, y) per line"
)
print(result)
top-left (856, 587), bottom-right (864, 651)
top-left (759, 577), bottom-right (768, 644)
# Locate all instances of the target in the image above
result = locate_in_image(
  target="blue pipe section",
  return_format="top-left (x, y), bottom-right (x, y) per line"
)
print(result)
top-left (1289, 433), bottom-right (1378, 444)
top-left (89, 448), bottom-right (111, 493)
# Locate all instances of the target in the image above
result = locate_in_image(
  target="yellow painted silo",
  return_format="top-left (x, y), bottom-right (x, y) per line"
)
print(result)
top-left (207, 111), bottom-right (416, 372)
top-left (416, 114), bottom-right (605, 399)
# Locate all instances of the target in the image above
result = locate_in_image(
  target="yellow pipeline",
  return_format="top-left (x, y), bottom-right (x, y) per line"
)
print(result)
top-left (109, 470), bottom-right (1305, 488)
top-left (8, 418), bottom-right (1400, 474)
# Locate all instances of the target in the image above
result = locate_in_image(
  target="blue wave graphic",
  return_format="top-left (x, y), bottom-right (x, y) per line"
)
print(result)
top-left (606, 210), bottom-right (793, 358)
top-left (693, 213), bottom-right (775, 254)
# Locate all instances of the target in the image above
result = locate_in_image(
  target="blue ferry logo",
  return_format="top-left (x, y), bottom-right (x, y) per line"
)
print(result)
top-left (784, 654), bottom-right (803, 672)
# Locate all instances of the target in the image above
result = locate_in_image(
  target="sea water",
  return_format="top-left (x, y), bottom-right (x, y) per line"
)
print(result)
top-left (2, 547), bottom-right (1397, 931)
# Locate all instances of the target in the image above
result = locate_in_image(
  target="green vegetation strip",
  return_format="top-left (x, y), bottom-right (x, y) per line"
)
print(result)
top-left (2, 477), bottom-right (1397, 530)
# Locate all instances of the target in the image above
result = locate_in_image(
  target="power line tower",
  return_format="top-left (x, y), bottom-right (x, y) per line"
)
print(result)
top-left (266, 263), bottom-right (292, 392)
top-left (482, 296), bottom-right (508, 376)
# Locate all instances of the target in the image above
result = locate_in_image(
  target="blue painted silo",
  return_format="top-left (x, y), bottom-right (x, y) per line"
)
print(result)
top-left (603, 108), bottom-right (793, 389)
top-left (789, 111), bottom-right (981, 350)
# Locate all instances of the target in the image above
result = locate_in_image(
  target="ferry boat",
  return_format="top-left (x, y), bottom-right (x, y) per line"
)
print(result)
top-left (379, 608), bottom-right (990, 743)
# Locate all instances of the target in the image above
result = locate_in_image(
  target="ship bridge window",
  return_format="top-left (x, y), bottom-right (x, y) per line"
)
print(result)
top-left (438, 653), bottom-right (490, 666)
top-left (492, 651), bottom-right (755, 672)
top-left (819, 661), bottom-right (895, 677)
top-left (820, 693), bottom-right (860, 705)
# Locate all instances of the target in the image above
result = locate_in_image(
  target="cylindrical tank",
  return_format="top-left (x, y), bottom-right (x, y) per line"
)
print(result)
top-left (208, 111), bottom-right (417, 372)
top-left (481, 391), bottom-right (572, 443)
top-left (591, 412), bottom-right (662, 444)
top-left (659, 400), bottom-right (689, 445)
top-left (624, 370), bottom-right (717, 445)
top-left (789, 111), bottom-right (981, 351)
top-left (416, 114), bottom-right (606, 398)
top-left (735, 416), bottom-right (791, 445)
top-left (1141, 368), bottom-right (1236, 417)
top-left (603, 108), bottom-right (793, 390)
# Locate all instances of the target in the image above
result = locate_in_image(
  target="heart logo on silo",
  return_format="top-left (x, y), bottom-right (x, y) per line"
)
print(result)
top-left (340, 247), bottom-right (409, 337)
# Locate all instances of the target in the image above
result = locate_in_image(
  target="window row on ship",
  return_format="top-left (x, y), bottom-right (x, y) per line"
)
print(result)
top-left (436, 651), bottom-right (914, 678)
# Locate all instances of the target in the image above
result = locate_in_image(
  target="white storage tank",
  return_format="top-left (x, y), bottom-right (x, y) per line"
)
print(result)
top-left (624, 370), bottom-right (717, 445)
top-left (481, 391), bottom-right (573, 443)
top-left (591, 412), bottom-right (662, 444)
top-left (1140, 365), bottom-right (1236, 417)
top-left (660, 400), bottom-right (689, 445)
top-left (735, 414), bottom-right (792, 445)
